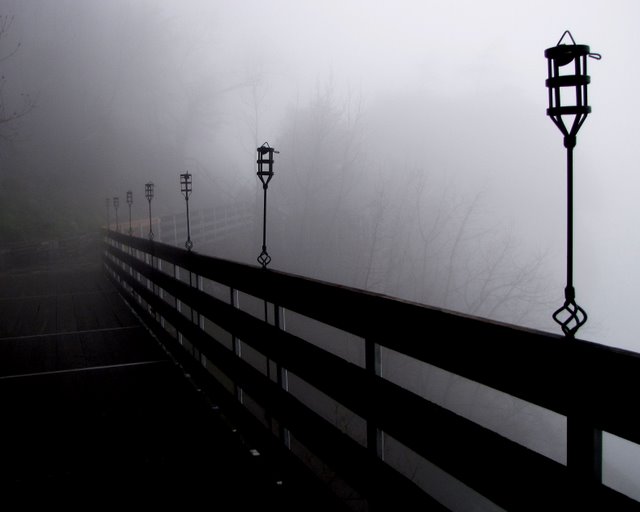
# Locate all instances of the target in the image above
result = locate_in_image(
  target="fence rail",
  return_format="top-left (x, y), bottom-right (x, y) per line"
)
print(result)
top-left (115, 203), bottom-right (254, 249)
top-left (103, 230), bottom-right (640, 511)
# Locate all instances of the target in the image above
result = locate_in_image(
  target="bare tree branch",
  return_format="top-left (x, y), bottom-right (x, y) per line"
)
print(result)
top-left (0, 14), bottom-right (35, 141)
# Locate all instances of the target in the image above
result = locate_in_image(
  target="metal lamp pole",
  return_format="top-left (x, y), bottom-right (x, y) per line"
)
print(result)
top-left (545, 31), bottom-right (600, 339)
top-left (546, 30), bottom-right (602, 487)
top-left (256, 142), bottom-right (286, 442)
top-left (180, 172), bottom-right (193, 251)
top-left (126, 190), bottom-right (133, 235)
top-left (145, 182), bottom-right (154, 240)
top-left (256, 142), bottom-right (279, 269)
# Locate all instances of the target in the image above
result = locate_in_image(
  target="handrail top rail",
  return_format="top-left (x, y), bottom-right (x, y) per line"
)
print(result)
top-left (104, 230), bottom-right (640, 445)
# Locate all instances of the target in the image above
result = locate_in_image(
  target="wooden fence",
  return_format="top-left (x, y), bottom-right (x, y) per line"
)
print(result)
top-left (103, 230), bottom-right (640, 511)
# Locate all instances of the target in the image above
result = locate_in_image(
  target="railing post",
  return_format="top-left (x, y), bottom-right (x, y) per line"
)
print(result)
top-left (567, 415), bottom-right (602, 482)
top-left (174, 263), bottom-right (184, 346)
top-left (274, 302), bottom-right (290, 449)
top-left (366, 339), bottom-right (383, 459)
top-left (230, 287), bottom-right (243, 404)
top-left (567, 340), bottom-right (602, 488)
top-left (273, 304), bottom-right (287, 388)
top-left (157, 255), bottom-right (165, 329)
top-left (188, 267), bottom-right (200, 361)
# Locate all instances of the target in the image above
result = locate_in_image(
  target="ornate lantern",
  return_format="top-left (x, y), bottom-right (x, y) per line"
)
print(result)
top-left (180, 172), bottom-right (193, 250)
top-left (256, 142), bottom-right (279, 268)
top-left (545, 31), bottom-right (600, 337)
top-left (126, 190), bottom-right (133, 235)
top-left (145, 182), bottom-right (154, 240)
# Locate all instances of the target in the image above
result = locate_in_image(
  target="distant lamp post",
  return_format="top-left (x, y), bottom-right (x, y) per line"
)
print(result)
top-left (145, 182), bottom-right (154, 240)
top-left (256, 142), bottom-right (279, 268)
top-left (180, 172), bottom-right (193, 251)
top-left (126, 190), bottom-right (133, 235)
top-left (545, 31), bottom-right (600, 338)
top-left (113, 196), bottom-right (120, 232)
top-left (105, 198), bottom-right (111, 231)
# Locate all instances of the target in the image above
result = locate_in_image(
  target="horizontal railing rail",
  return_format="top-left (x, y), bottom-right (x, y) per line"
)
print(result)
top-left (103, 230), bottom-right (640, 511)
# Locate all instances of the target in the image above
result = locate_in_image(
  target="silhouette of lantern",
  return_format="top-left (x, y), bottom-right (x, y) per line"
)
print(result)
top-left (145, 182), bottom-right (154, 240)
top-left (126, 190), bottom-right (133, 235)
top-left (256, 142), bottom-right (279, 268)
top-left (545, 31), bottom-right (600, 337)
top-left (257, 142), bottom-right (277, 188)
top-left (113, 196), bottom-right (120, 232)
top-left (180, 172), bottom-right (193, 250)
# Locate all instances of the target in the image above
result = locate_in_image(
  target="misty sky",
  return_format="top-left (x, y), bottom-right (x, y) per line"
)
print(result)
top-left (3, 0), bottom-right (640, 353)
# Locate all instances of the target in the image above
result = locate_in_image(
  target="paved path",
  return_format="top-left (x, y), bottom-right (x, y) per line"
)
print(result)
top-left (0, 253), bottom-right (338, 509)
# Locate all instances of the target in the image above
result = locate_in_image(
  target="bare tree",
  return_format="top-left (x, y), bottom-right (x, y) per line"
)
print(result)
top-left (274, 79), bottom-right (367, 283)
top-left (0, 15), bottom-right (34, 143)
top-left (361, 169), bottom-right (551, 325)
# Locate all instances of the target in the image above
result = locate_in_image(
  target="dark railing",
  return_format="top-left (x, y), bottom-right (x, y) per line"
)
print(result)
top-left (103, 230), bottom-right (640, 511)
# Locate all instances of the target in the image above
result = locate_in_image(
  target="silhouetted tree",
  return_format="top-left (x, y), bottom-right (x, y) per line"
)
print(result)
top-left (274, 79), bottom-right (367, 283)
top-left (0, 14), bottom-right (34, 144)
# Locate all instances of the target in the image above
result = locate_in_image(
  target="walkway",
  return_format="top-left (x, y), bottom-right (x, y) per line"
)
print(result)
top-left (0, 243), bottom-right (340, 509)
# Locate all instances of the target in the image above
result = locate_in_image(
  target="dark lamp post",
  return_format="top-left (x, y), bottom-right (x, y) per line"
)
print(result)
top-left (545, 31), bottom-right (600, 338)
top-left (256, 142), bottom-right (279, 268)
top-left (126, 190), bottom-right (133, 235)
top-left (180, 172), bottom-right (193, 250)
top-left (145, 182), bottom-right (154, 240)
top-left (113, 197), bottom-right (120, 232)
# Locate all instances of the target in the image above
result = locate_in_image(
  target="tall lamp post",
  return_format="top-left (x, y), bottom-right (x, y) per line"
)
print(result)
top-left (180, 172), bottom-right (193, 250)
top-left (145, 182), bottom-right (154, 240)
top-left (545, 31), bottom-right (600, 339)
top-left (256, 142), bottom-right (279, 268)
top-left (113, 197), bottom-right (120, 233)
top-left (126, 190), bottom-right (133, 235)
top-left (105, 198), bottom-right (111, 231)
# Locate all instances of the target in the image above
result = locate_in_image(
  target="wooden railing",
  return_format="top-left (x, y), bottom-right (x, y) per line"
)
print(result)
top-left (117, 202), bottom-right (254, 249)
top-left (103, 230), bottom-right (640, 511)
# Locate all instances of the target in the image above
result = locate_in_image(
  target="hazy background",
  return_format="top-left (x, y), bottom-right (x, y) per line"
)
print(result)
top-left (3, 0), bottom-right (640, 507)
top-left (2, 0), bottom-right (639, 352)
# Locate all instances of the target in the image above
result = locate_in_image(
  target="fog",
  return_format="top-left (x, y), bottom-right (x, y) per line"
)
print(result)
top-left (4, 0), bottom-right (638, 350)
top-left (3, 0), bottom-right (640, 507)
top-left (2, 3), bottom-right (639, 344)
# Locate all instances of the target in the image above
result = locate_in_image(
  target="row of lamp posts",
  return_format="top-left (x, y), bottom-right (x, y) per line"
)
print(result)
top-left (106, 179), bottom-right (175, 245)
top-left (99, 31), bottom-right (604, 491)
top-left (106, 182), bottom-right (156, 240)
top-left (104, 31), bottom-right (598, 340)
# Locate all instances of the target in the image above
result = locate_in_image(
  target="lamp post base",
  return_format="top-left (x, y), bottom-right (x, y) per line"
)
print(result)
top-left (257, 247), bottom-right (271, 269)
top-left (552, 286), bottom-right (588, 337)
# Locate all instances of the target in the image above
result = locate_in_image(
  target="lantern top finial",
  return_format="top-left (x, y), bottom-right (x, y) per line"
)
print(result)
top-left (545, 31), bottom-right (601, 64)
top-left (557, 30), bottom-right (576, 46)
top-left (257, 141), bottom-right (280, 157)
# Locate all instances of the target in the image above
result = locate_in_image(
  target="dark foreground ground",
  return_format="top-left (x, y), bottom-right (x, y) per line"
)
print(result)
top-left (0, 241), bottom-right (342, 509)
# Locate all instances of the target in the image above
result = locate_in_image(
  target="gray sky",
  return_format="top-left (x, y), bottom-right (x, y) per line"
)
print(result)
top-left (221, 0), bottom-right (640, 353)
top-left (5, 0), bottom-right (640, 352)
top-left (3, 0), bottom-right (640, 504)
top-left (159, 0), bottom-right (640, 350)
